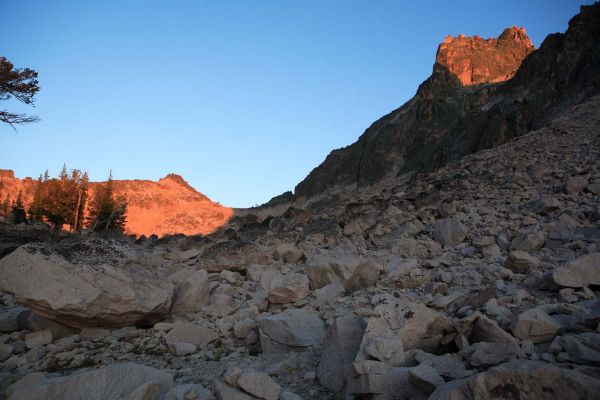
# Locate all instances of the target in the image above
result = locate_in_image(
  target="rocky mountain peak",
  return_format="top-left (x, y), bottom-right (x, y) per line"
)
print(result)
top-left (435, 27), bottom-right (534, 86)
top-left (0, 169), bottom-right (15, 179)
top-left (160, 173), bottom-right (188, 185)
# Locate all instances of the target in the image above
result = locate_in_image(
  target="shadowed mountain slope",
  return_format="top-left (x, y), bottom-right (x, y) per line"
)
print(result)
top-left (294, 4), bottom-right (600, 200)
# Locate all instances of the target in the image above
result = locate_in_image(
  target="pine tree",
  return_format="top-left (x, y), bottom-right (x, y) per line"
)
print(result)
top-left (10, 190), bottom-right (27, 223)
top-left (30, 165), bottom-right (89, 231)
top-left (59, 164), bottom-right (68, 180)
top-left (0, 56), bottom-right (40, 129)
top-left (71, 170), bottom-right (88, 231)
top-left (28, 174), bottom-right (44, 221)
top-left (88, 172), bottom-right (127, 232)
top-left (0, 194), bottom-right (9, 216)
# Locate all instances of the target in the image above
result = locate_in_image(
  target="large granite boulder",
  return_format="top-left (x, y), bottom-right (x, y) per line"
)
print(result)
top-left (304, 249), bottom-right (382, 292)
top-left (0, 242), bottom-right (174, 328)
top-left (267, 273), bottom-right (310, 304)
top-left (6, 362), bottom-right (174, 400)
top-left (359, 298), bottom-right (450, 353)
top-left (512, 308), bottom-right (561, 343)
top-left (170, 268), bottom-right (210, 314)
top-left (258, 309), bottom-right (326, 353)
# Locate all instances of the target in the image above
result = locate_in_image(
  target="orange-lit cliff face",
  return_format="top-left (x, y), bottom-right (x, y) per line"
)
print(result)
top-left (0, 169), bottom-right (233, 237)
top-left (436, 27), bottom-right (535, 86)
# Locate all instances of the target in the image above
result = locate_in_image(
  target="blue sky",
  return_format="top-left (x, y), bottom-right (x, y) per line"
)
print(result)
top-left (0, 1), bottom-right (591, 207)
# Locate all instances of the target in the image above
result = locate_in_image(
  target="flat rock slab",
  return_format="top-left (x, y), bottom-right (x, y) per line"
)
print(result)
top-left (0, 243), bottom-right (174, 329)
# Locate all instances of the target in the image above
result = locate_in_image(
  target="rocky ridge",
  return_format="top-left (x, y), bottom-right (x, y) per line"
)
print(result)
top-left (0, 172), bottom-right (233, 237)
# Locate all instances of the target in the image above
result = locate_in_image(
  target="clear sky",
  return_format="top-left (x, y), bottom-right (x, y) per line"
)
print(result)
top-left (0, 1), bottom-right (592, 207)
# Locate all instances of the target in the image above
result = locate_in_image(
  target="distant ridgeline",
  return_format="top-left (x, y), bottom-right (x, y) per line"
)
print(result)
top-left (0, 168), bottom-right (233, 237)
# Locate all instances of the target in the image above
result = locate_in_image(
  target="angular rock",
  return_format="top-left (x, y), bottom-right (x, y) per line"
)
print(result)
top-left (312, 282), bottom-right (344, 309)
top-left (223, 367), bottom-right (242, 387)
top-left (430, 361), bottom-right (600, 400)
top-left (304, 250), bottom-right (358, 289)
top-left (80, 327), bottom-right (111, 340)
top-left (343, 220), bottom-right (363, 236)
top-left (413, 351), bottom-right (473, 380)
top-left (0, 307), bottom-right (30, 333)
top-left (360, 335), bottom-right (405, 366)
top-left (214, 381), bottom-right (255, 400)
top-left (0, 244), bottom-right (174, 328)
top-left (246, 265), bottom-right (282, 291)
top-left (153, 322), bottom-right (174, 332)
top-left (6, 362), bottom-right (173, 400)
top-left (267, 273), bottom-right (310, 304)
top-left (431, 218), bottom-right (468, 247)
top-left (164, 384), bottom-right (215, 400)
top-left (233, 318), bottom-right (256, 339)
top-left (0, 343), bottom-right (13, 361)
top-left (280, 391), bottom-right (303, 400)
top-left (237, 372), bottom-right (280, 400)
top-left (553, 253), bottom-right (600, 288)
top-left (347, 364), bottom-right (424, 400)
top-left (464, 342), bottom-right (520, 367)
top-left (274, 244), bottom-right (305, 264)
top-left (169, 342), bottom-right (196, 356)
top-left (512, 308), bottom-right (561, 343)
top-left (171, 269), bottom-right (210, 314)
top-left (532, 197), bottom-right (561, 214)
top-left (510, 231), bottom-right (546, 252)
top-left (561, 333), bottom-right (600, 365)
top-left (482, 244), bottom-right (501, 259)
top-left (126, 382), bottom-right (160, 400)
top-left (345, 261), bottom-right (383, 291)
top-left (357, 298), bottom-right (450, 356)
top-left (28, 313), bottom-right (77, 340)
top-left (25, 330), bottom-right (52, 348)
top-left (566, 176), bottom-right (588, 194)
top-left (408, 364), bottom-right (444, 394)
top-left (305, 250), bottom-right (382, 292)
top-left (258, 309), bottom-right (326, 353)
top-left (317, 314), bottom-right (367, 394)
top-left (504, 251), bottom-right (539, 273)
top-left (165, 322), bottom-right (217, 349)
top-left (469, 313), bottom-right (520, 351)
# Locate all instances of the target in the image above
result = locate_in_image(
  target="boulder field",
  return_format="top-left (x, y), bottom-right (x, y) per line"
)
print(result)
top-left (1, 4), bottom-right (600, 399)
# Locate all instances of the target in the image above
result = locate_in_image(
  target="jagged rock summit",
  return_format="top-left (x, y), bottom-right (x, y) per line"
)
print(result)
top-left (437, 27), bottom-right (534, 86)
